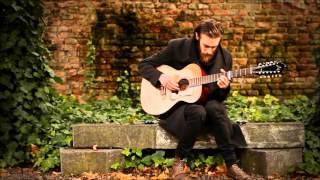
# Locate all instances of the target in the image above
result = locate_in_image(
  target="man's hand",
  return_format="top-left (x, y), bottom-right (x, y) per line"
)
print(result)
top-left (217, 69), bottom-right (230, 89)
top-left (159, 74), bottom-right (179, 91)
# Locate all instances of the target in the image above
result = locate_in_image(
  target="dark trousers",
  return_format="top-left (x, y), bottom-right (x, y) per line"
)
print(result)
top-left (175, 100), bottom-right (237, 167)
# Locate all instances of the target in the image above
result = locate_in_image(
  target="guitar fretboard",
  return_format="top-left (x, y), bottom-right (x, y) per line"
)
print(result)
top-left (189, 67), bottom-right (254, 87)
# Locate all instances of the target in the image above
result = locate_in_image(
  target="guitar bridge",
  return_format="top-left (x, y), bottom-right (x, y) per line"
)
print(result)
top-left (170, 88), bottom-right (193, 99)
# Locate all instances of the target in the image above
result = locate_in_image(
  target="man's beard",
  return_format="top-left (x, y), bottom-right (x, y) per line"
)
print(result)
top-left (200, 53), bottom-right (214, 64)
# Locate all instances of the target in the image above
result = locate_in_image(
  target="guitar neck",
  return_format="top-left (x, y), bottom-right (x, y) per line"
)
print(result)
top-left (189, 67), bottom-right (254, 87)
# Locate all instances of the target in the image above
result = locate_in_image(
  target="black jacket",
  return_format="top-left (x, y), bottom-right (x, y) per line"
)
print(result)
top-left (139, 37), bottom-right (232, 102)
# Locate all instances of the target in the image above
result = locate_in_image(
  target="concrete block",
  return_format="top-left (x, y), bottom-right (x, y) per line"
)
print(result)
top-left (60, 148), bottom-right (123, 175)
top-left (73, 124), bottom-right (157, 149)
top-left (240, 148), bottom-right (303, 176)
top-left (72, 123), bottom-right (304, 149)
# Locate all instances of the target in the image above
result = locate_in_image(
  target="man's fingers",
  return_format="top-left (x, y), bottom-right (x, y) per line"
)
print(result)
top-left (167, 81), bottom-right (179, 91)
top-left (218, 72), bottom-right (230, 88)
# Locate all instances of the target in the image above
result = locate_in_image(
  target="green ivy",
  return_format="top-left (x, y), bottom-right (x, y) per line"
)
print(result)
top-left (292, 48), bottom-right (320, 176)
top-left (111, 148), bottom-right (224, 171)
top-left (111, 148), bottom-right (175, 171)
top-left (226, 91), bottom-right (319, 175)
top-left (0, 0), bottom-right (55, 168)
top-left (82, 40), bottom-right (97, 94)
top-left (225, 91), bottom-right (316, 123)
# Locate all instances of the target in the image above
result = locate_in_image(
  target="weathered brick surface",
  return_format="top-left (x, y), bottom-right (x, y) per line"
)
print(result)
top-left (43, 0), bottom-right (320, 99)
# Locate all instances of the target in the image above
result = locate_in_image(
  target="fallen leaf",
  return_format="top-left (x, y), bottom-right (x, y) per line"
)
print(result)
top-left (110, 172), bottom-right (132, 180)
top-left (31, 144), bottom-right (39, 156)
top-left (164, 168), bottom-right (170, 174)
top-left (80, 172), bottom-right (99, 180)
top-left (267, 175), bottom-right (274, 179)
top-left (208, 170), bottom-right (218, 177)
top-left (184, 165), bottom-right (190, 173)
top-left (0, 169), bottom-right (8, 177)
top-left (51, 171), bottom-right (61, 176)
top-left (92, 144), bottom-right (98, 150)
top-left (216, 164), bottom-right (226, 173)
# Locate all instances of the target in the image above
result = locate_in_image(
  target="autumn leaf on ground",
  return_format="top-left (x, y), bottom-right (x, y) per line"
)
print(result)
top-left (31, 144), bottom-right (39, 156)
top-left (184, 165), bottom-right (190, 173)
top-left (216, 163), bottom-right (227, 173)
top-left (110, 172), bottom-right (133, 180)
top-left (51, 171), bottom-right (61, 176)
top-left (0, 169), bottom-right (8, 177)
top-left (207, 170), bottom-right (218, 177)
top-left (150, 172), bottom-right (169, 179)
top-left (80, 172), bottom-right (99, 180)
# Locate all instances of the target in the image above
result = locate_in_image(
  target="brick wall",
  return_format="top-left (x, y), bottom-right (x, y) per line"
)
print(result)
top-left (43, 0), bottom-right (320, 100)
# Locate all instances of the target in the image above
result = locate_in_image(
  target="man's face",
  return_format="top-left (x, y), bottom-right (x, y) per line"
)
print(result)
top-left (197, 33), bottom-right (221, 63)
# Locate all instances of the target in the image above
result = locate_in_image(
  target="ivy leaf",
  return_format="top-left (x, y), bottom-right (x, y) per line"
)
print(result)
top-left (0, 74), bottom-right (12, 89)
top-left (111, 162), bottom-right (121, 170)
top-left (121, 148), bottom-right (131, 157)
top-left (11, 3), bottom-right (23, 11)
top-left (124, 159), bottom-right (136, 168)
top-left (164, 158), bottom-right (175, 167)
top-left (205, 156), bottom-right (215, 167)
top-left (141, 155), bottom-right (152, 166)
top-left (53, 76), bottom-right (64, 84)
top-left (137, 164), bottom-right (144, 170)
top-left (7, 141), bottom-right (18, 152)
top-left (131, 147), bottom-right (142, 157)
top-left (194, 159), bottom-right (202, 168)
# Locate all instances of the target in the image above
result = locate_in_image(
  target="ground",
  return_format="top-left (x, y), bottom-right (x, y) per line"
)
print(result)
top-left (0, 165), bottom-right (318, 180)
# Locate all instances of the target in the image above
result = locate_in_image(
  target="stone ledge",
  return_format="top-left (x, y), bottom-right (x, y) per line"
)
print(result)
top-left (72, 122), bottom-right (304, 149)
top-left (60, 148), bottom-right (303, 176)
top-left (240, 148), bottom-right (303, 176)
top-left (60, 148), bottom-right (123, 175)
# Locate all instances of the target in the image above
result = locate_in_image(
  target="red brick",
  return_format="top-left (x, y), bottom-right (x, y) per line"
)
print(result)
top-left (43, 0), bottom-right (318, 98)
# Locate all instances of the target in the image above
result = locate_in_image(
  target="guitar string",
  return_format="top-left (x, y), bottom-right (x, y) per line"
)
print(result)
top-left (189, 67), bottom-right (253, 87)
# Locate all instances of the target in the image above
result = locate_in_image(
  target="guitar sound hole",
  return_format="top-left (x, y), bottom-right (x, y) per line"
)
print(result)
top-left (178, 79), bottom-right (189, 91)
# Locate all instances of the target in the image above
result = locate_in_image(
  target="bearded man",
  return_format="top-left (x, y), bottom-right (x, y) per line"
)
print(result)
top-left (139, 19), bottom-right (251, 180)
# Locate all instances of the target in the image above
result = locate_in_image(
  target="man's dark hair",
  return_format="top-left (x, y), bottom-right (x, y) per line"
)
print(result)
top-left (193, 19), bottom-right (224, 39)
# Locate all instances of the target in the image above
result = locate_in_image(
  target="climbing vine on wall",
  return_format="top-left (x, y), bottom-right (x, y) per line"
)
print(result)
top-left (0, 0), bottom-right (55, 167)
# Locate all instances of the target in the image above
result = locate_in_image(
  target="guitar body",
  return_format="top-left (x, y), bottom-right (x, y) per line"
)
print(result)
top-left (140, 64), bottom-right (203, 115)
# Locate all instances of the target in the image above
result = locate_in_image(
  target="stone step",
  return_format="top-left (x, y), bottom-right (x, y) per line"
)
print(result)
top-left (72, 122), bottom-right (305, 149)
top-left (60, 147), bottom-right (303, 176)
top-left (60, 148), bottom-right (123, 176)
top-left (62, 122), bottom-right (305, 176)
top-left (240, 148), bottom-right (303, 176)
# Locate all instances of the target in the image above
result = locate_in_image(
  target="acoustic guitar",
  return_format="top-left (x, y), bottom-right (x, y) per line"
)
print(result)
top-left (140, 61), bottom-right (286, 115)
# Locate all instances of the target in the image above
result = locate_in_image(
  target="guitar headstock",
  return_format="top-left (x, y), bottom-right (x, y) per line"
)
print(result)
top-left (253, 61), bottom-right (287, 77)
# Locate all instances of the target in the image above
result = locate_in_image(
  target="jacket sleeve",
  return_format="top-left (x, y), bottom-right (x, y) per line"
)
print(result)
top-left (138, 42), bottom-right (174, 87)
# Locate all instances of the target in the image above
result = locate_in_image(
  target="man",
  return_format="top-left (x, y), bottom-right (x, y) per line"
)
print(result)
top-left (138, 19), bottom-right (251, 179)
